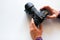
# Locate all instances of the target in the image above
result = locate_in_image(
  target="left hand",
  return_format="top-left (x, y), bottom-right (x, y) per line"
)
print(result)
top-left (40, 6), bottom-right (59, 19)
top-left (30, 18), bottom-right (43, 40)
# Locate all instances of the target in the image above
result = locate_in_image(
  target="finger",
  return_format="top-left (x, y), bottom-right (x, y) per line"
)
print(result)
top-left (30, 18), bottom-right (34, 29)
top-left (39, 24), bottom-right (43, 31)
top-left (31, 18), bottom-right (38, 29)
top-left (47, 14), bottom-right (56, 19)
top-left (40, 6), bottom-right (54, 14)
top-left (30, 18), bottom-right (43, 31)
top-left (40, 6), bottom-right (50, 10)
top-left (30, 18), bottom-right (37, 29)
top-left (39, 24), bottom-right (42, 29)
top-left (43, 6), bottom-right (53, 10)
top-left (31, 18), bottom-right (36, 27)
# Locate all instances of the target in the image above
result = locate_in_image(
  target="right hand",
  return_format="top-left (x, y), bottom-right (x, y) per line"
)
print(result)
top-left (30, 18), bottom-right (43, 40)
top-left (41, 6), bottom-right (59, 19)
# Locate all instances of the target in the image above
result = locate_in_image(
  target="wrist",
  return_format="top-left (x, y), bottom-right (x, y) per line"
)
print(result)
top-left (57, 11), bottom-right (60, 18)
top-left (35, 37), bottom-right (42, 40)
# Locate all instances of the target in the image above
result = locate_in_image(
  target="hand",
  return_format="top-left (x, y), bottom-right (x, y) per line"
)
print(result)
top-left (41, 6), bottom-right (59, 19)
top-left (30, 18), bottom-right (43, 40)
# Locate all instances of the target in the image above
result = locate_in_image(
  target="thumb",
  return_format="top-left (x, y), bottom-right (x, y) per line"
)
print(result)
top-left (30, 18), bottom-right (37, 29)
top-left (47, 14), bottom-right (56, 19)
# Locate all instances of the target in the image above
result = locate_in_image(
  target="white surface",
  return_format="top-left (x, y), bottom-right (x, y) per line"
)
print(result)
top-left (0, 0), bottom-right (60, 40)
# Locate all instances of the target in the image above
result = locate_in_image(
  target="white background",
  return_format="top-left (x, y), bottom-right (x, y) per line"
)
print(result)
top-left (0, 0), bottom-right (60, 40)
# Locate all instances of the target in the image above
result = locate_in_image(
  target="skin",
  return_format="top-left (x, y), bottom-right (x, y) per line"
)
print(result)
top-left (30, 6), bottom-right (59, 40)
top-left (40, 6), bottom-right (59, 19)
top-left (30, 18), bottom-right (43, 40)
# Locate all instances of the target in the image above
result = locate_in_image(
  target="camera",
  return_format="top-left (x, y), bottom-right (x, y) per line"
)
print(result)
top-left (24, 2), bottom-right (49, 27)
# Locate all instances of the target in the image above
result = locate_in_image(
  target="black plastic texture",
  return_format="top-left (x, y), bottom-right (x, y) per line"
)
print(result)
top-left (25, 2), bottom-right (49, 27)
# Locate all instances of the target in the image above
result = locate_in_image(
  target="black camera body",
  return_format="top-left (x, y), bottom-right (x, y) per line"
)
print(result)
top-left (25, 2), bottom-right (49, 27)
